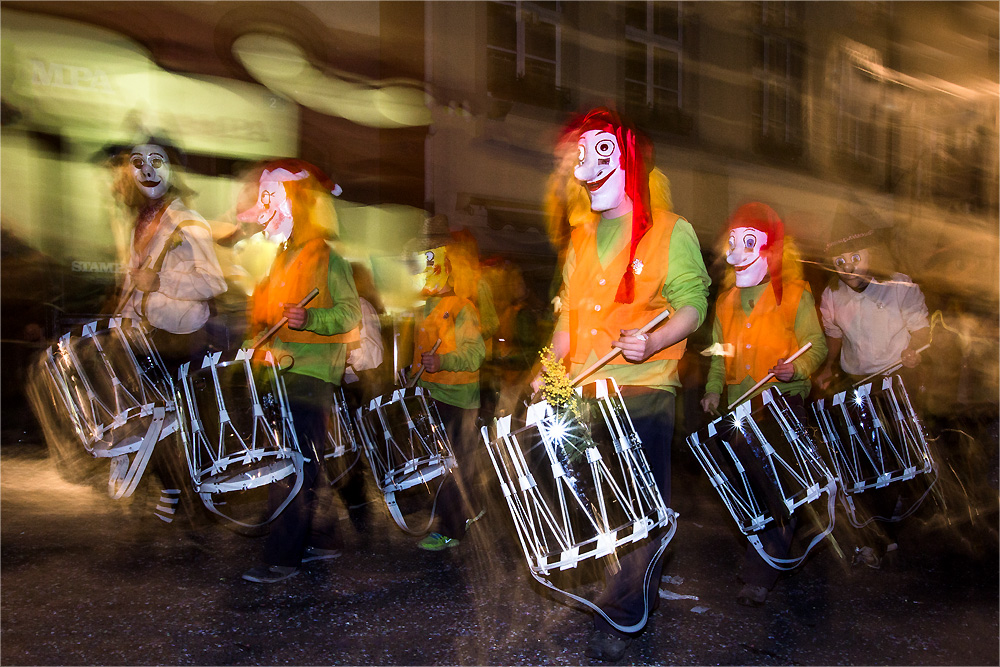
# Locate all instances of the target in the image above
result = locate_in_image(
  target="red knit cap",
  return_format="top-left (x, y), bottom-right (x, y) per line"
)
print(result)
top-left (561, 108), bottom-right (653, 304)
top-left (727, 202), bottom-right (785, 304)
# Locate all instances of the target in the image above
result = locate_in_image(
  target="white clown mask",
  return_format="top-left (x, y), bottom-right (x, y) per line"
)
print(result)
top-left (130, 144), bottom-right (170, 200)
top-left (575, 130), bottom-right (629, 216)
top-left (727, 226), bottom-right (769, 287)
top-left (240, 167), bottom-right (309, 244)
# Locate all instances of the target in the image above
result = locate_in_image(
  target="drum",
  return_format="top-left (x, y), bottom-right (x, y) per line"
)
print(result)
top-left (319, 387), bottom-right (362, 485)
top-left (354, 386), bottom-right (455, 531)
top-left (483, 378), bottom-right (675, 569)
top-left (177, 348), bottom-right (304, 527)
top-left (686, 387), bottom-right (837, 570)
top-left (36, 317), bottom-right (177, 499)
top-left (810, 374), bottom-right (938, 526)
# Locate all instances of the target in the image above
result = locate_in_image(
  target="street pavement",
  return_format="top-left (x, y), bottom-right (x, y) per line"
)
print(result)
top-left (1, 430), bottom-right (998, 666)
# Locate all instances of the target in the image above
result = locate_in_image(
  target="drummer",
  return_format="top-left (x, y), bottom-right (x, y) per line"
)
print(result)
top-left (408, 220), bottom-right (487, 552)
top-left (237, 159), bottom-right (362, 584)
top-left (112, 136), bottom-right (227, 530)
top-left (813, 201), bottom-right (930, 569)
top-left (699, 202), bottom-right (827, 606)
top-left (535, 108), bottom-right (710, 662)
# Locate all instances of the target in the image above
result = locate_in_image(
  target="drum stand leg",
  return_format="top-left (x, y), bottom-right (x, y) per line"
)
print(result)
top-left (107, 408), bottom-right (171, 499)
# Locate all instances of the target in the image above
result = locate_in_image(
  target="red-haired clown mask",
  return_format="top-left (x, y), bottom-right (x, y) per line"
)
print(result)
top-left (130, 144), bottom-right (170, 200)
top-left (575, 130), bottom-right (627, 214)
top-left (240, 167), bottom-right (308, 243)
top-left (727, 226), bottom-right (769, 287)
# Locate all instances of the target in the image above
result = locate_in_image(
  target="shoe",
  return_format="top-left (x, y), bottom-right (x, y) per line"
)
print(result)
top-left (417, 532), bottom-right (459, 551)
top-left (465, 508), bottom-right (486, 530)
top-left (241, 564), bottom-right (299, 583)
top-left (736, 583), bottom-right (768, 607)
top-left (853, 546), bottom-right (882, 569)
top-left (585, 629), bottom-right (631, 661)
top-left (302, 546), bottom-right (342, 563)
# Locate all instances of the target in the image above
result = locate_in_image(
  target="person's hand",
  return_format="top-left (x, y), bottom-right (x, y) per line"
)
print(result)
top-left (769, 358), bottom-right (794, 382)
top-left (613, 328), bottom-right (653, 362)
top-left (530, 373), bottom-right (544, 395)
top-left (282, 304), bottom-right (308, 330)
top-left (701, 392), bottom-right (721, 415)
top-left (133, 268), bottom-right (160, 293)
top-left (900, 347), bottom-right (922, 368)
top-left (814, 365), bottom-right (834, 390)
top-left (421, 352), bottom-right (441, 373)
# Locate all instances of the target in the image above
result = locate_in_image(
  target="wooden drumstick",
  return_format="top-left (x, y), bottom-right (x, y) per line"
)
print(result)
top-left (569, 308), bottom-right (671, 388)
top-left (853, 343), bottom-right (931, 387)
top-left (407, 338), bottom-right (442, 388)
top-left (249, 288), bottom-right (320, 351)
top-left (728, 342), bottom-right (813, 410)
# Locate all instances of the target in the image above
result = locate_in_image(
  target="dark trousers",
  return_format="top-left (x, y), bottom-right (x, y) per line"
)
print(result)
top-left (434, 401), bottom-right (482, 539)
top-left (594, 388), bottom-right (675, 636)
top-left (264, 374), bottom-right (339, 567)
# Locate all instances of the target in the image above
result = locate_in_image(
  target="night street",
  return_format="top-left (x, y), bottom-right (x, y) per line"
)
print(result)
top-left (2, 425), bottom-right (997, 666)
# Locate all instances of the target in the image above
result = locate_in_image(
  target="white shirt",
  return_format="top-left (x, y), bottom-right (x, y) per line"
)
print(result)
top-left (121, 199), bottom-right (227, 334)
top-left (820, 272), bottom-right (929, 375)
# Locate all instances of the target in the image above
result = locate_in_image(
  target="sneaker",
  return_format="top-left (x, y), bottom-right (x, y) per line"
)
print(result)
top-left (736, 583), bottom-right (768, 607)
top-left (241, 564), bottom-right (299, 583)
top-left (853, 546), bottom-right (882, 569)
top-left (302, 546), bottom-right (342, 563)
top-left (585, 629), bottom-right (631, 661)
top-left (465, 508), bottom-right (486, 530)
top-left (417, 532), bottom-right (459, 551)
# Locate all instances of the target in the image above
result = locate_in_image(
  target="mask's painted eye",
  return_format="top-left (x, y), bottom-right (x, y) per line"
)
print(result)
top-left (595, 139), bottom-right (616, 157)
top-left (131, 156), bottom-right (144, 169)
top-left (834, 257), bottom-right (846, 268)
top-left (150, 157), bottom-right (164, 169)
top-left (851, 253), bottom-right (861, 264)
top-left (728, 235), bottom-right (736, 251)
top-left (260, 191), bottom-right (272, 206)
top-left (425, 250), bottom-right (435, 266)
top-left (743, 234), bottom-right (757, 250)
top-left (577, 144), bottom-right (586, 163)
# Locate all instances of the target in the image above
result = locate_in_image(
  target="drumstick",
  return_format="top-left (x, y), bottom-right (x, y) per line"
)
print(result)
top-left (569, 308), bottom-right (671, 388)
top-left (852, 343), bottom-right (931, 387)
top-left (407, 338), bottom-right (442, 388)
top-left (249, 288), bottom-right (320, 351)
top-left (114, 257), bottom-right (152, 315)
top-left (728, 342), bottom-right (813, 409)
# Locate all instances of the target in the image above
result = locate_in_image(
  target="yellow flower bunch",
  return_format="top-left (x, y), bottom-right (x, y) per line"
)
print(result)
top-left (539, 344), bottom-right (578, 414)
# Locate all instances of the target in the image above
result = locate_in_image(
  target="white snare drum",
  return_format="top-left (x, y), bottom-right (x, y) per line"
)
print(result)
top-left (177, 349), bottom-right (304, 527)
top-left (319, 387), bottom-right (362, 485)
top-left (37, 317), bottom-right (177, 499)
top-left (811, 374), bottom-right (938, 526)
top-left (686, 387), bottom-right (837, 570)
top-left (354, 386), bottom-right (456, 531)
top-left (482, 378), bottom-right (676, 633)
top-left (483, 378), bottom-right (675, 572)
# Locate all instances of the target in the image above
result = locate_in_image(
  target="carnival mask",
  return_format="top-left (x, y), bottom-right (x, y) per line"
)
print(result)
top-left (419, 245), bottom-right (450, 296)
top-left (727, 226), bottom-right (770, 288)
top-left (130, 144), bottom-right (170, 200)
top-left (830, 247), bottom-right (872, 291)
top-left (575, 130), bottom-right (628, 215)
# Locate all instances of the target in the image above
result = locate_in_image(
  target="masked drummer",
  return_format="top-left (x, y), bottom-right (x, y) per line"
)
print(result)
top-left (814, 201), bottom-right (930, 569)
top-left (113, 136), bottom-right (227, 529)
top-left (699, 202), bottom-right (827, 606)
top-left (237, 159), bottom-right (361, 584)
top-left (408, 219), bottom-right (487, 552)
top-left (534, 108), bottom-right (710, 661)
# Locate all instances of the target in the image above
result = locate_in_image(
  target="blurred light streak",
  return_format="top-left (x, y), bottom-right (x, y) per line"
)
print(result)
top-left (232, 33), bottom-right (431, 129)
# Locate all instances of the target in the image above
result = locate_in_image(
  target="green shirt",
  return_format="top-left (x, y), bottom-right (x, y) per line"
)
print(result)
top-left (258, 251), bottom-right (362, 386)
top-left (417, 296), bottom-right (485, 410)
top-left (555, 213), bottom-right (711, 392)
top-left (705, 281), bottom-right (827, 403)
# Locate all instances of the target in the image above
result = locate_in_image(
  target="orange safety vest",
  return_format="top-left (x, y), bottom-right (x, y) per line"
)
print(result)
top-left (413, 294), bottom-right (479, 385)
top-left (251, 238), bottom-right (360, 345)
top-left (717, 280), bottom-right (807, 385)
top-left (566, 210), bottom-right (686, 367)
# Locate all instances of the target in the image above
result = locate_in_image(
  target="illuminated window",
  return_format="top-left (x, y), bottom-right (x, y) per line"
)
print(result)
top-left (752, 1), bottom-right (804, 160)
top-left (487, 1), bottom-right (563, 108)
